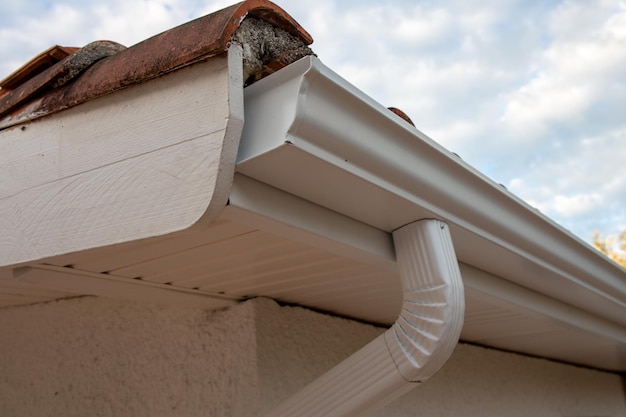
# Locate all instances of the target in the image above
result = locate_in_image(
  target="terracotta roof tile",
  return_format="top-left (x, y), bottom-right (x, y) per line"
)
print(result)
top-left (0, 45), bottom-right (79, 93)
top-left (388, 107), bottom-right (415, 127)
top-left (0, 41), bottom-right (126, 119)
top-left (0, 0), bottom-right (312, 128)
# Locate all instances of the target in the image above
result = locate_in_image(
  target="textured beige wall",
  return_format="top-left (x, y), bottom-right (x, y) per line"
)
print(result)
top-left (1, 296), bottom-right (624, 417)
top-left (253, 297), bottom-right (626, 417)
top-left (387, 342), bottom-right (626, 417)
top-left (0, 296), bottom-right (258, 417)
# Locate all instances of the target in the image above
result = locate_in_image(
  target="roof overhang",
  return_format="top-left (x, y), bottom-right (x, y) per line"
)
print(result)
top-left (0, 4), bottom-right (624, 373)
top-left (0, 48), bottom-right (244, 266)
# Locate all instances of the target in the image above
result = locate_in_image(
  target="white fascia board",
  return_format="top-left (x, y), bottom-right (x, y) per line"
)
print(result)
top-left (0, 46), bottom-right (244, 267)
top-left (237, 56), bottom-right (626, 327)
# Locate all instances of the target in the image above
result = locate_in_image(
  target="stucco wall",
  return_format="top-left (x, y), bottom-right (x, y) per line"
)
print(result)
top-left (253, 297), bottom-right (626, 417)
top-left (388, 343), bottom-right (626, 417)
top-left (0, 296), bottom-right (258, 417)
top-left (1, 296), bottom-right (624, 416)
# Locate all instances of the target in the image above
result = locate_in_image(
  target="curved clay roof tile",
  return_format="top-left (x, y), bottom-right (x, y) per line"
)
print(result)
top-left (0, 0), bottom-right (313, 126)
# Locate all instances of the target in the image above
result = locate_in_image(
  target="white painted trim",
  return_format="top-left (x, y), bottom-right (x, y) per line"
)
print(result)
top-left (265, 220), bottom-right (464, 417)
top-left (0, 46), bottom-right (244, 267)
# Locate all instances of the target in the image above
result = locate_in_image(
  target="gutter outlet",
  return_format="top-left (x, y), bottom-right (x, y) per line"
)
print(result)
top-left (265, 219), bottom-right (465, 416)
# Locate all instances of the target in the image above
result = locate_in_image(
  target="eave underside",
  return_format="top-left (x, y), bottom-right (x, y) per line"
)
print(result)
top-left (1, 174), bottom-right (624, 372)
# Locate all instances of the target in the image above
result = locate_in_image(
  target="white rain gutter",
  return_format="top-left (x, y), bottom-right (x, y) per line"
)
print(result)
top-left (265, 219), bottom-right (464, 417)
top-left (237, 55), bottom-right (626, 329)
top-left (235, 54), bottom-right (626, 410)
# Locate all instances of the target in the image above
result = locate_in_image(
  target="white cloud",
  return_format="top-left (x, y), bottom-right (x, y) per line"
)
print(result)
top-left (507, 127), bottom-right (626, 239)
top-left (500, 76), bottom-right (592, 136)
top-left (499, 0), bottom-right (626, 142)
top-left (553, 193), bottom-right (604, 217)
top-left (508, 178), bottom-right (552, 213)
top-left (0, 0), bottom-right (227, 77)
top-left (90, 2), bottom-right (183, 46)
top-left (391, 7), bottom-right (452, 46)
top-left (1, 0), bottom-right (625, 244)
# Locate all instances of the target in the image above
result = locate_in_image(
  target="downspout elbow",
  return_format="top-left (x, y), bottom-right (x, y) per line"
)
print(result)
top-left (265, 219), bottom-right (465, 417)
top-left (385, 219), bottom-right (465, 383)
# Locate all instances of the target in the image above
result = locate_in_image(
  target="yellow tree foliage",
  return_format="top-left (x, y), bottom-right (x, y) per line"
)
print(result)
top-left (592, 229), bottom-right (626, 269)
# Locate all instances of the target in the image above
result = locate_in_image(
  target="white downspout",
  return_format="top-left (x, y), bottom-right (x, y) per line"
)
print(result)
top-left (265, 219), bottom-right (465, 417)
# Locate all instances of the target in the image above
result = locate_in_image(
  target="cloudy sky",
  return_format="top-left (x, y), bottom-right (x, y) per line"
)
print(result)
top-left (2, 0), bottom-right (625, 246)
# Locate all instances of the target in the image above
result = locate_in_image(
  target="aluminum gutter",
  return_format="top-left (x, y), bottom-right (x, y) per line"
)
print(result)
top-left (236, 56), bottom-right (626, 329)
top-left (223, 174), bottom-right (626, 370)
top-left (265, 219), bottom-right (465, 417)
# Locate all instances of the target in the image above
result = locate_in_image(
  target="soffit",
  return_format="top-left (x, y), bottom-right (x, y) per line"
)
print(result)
top-left (1, 207), bottom-right (623, 372)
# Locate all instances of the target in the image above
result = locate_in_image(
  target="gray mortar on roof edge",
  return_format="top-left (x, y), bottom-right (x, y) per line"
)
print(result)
top-left (232, 17), bottom-right (315, 85)
top-left (52, 41), bottom-right (127, 88)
